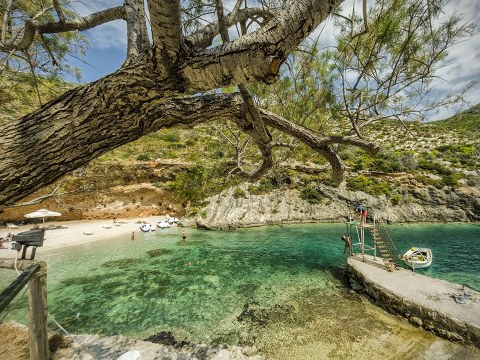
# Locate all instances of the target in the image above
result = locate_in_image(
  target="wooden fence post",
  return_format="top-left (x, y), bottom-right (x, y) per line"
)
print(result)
top-left (28, 261), bottom-right (48, 360)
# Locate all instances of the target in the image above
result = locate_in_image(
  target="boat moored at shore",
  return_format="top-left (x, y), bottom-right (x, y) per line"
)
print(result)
top-left (403, 247), bottom-right (433, 269)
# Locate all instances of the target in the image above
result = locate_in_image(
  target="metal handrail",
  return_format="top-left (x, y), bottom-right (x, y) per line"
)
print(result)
top-left (378, 221), bottom-right (400, 257)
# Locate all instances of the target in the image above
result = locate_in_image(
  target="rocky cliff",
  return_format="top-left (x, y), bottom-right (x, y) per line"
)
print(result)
top-left (193, 182), bottom-right (480, 229)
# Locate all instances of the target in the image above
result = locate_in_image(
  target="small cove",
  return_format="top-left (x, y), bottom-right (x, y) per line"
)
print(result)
top-left (1, 223), bottom-right (479, 359)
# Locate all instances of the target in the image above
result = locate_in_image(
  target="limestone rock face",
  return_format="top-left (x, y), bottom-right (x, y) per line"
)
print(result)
top-left (194, 184), bottom-right (480, 229)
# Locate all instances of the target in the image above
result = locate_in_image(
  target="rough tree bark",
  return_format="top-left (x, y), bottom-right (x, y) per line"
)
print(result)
top-left (0, 0), bottom-right (382, 208)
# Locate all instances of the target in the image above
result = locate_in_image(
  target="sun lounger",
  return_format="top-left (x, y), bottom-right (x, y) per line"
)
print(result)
top-left (83, 229), bottom-right (93, 235)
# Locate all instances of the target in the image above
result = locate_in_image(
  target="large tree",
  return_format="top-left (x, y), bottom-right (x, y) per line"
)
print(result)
top-left (0, 0), bottom-right (471, 208)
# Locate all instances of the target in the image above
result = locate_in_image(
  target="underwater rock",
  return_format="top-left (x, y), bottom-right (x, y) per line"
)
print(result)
top-left (237, 301), bottom-right (300, 328)
top-left (101, 258), bottom-right (139, 268)
top-left (146, 248), bottom-right (172, 257)
top-left (144, 331), bottom-right (190, 348)
top-left (237, 301), bottom-right (268, 327)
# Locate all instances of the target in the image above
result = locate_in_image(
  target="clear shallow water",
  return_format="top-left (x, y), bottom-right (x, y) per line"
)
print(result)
top-left (387, 223), bottom-right (480, 289)
top-left (1, 223), bottom-right (479, 359)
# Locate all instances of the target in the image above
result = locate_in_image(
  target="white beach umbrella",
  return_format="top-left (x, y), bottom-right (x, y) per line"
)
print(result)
top-left (25, 208), bottom-right (61, 224)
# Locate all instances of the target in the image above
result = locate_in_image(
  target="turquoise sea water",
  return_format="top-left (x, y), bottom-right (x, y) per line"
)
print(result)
top-left (1, 223), bottom-right (479, 358)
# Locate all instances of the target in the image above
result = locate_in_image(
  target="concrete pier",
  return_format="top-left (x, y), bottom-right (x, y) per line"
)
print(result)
top-left (347, 254), bottom-right (480, 348)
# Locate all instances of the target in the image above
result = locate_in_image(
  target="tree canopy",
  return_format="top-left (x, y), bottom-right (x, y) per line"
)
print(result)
top-left (0, 0), bottom-right (473, 208)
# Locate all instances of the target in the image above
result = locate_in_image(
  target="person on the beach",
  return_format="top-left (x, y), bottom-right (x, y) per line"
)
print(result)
top-left (131, 231), bottom-right (135, 241)
top-left (182, 229), bottom-right (187, 241)
top-left (341, 235), bottom-right (352, 256)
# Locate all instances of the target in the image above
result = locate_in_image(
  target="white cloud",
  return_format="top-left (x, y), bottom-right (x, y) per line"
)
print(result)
top-left (85, 20), bottom-right (127, 50)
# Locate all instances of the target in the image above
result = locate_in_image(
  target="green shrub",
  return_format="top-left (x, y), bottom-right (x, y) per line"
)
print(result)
top-left (164, 150), bottom-right (178, 158)
top-left (371, 181), bottom-right (391, 196)
top-left (169, 164), bottom-right (210, 205)
top-left (429, 144), bottom-right (479, 170)
top-left (233, 187), bottom-right (246, 198)
top-left (159, 131), bottom-right (181, 142)
top-left (320, 175), bottom-right (340, 187)
top-left (346, 175), bottom-right (374, 192)
top-left (352, 156), bottom-right (373, 171)
top-left (441, 173), bottom-right (463, 188)
top-left (371, 153), bottom-right (402, 173)
top-left (136, 153), bottom-right (150, 161)
top-left (390, 194), bottom-right (402, 205)
top-left (300, 184), bottom-right (323, 204)
top-left (185, 138), bottom-right (196, 146)
top-left (346, 175), bottom-right (391, 196)
top-left (248, 178), bottom-right (276, 195)
top-left (415, 174), bottom-right (440, 187)
top-left (418, 159), bottom-right (452, 175)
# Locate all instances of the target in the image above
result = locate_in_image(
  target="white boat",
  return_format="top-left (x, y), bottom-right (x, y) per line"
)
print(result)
top-left (140, 224), bottom-right (155, 232)
top-left (157, 221), bottom-right (171, 229)
top-left (403, 247), bottom-right (432, 269)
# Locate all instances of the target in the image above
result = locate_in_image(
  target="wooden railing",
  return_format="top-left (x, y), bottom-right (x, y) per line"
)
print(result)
top-left (0, 259), bottom-right (48, 360)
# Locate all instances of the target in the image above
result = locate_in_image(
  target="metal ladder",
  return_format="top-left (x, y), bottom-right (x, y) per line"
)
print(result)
top-left (370, 227), bottom-right (398, 271)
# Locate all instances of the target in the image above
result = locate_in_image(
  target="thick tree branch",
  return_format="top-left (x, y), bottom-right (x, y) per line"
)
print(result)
top-left (259, 108), bottom-right (379, 181)
top-left (147, 0), bottom-right (182, 73)
top-left (260, 108), bottom-right (380, 153)
top-left (1, 6), bottom-right (126, 51)
top-left (125, 0), bottom-right (150, 63)
top-left (185, 7), bottom-right (274, 50)
top-left (181, 0), bottom-right (342, 91)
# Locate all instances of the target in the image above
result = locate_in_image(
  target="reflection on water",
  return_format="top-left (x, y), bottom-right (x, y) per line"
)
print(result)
top-left (1, 223), bottom-right (479, 359)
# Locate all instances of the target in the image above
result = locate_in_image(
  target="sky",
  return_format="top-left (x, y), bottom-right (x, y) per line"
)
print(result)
top-left (67, 0), bottom-right (480, 121)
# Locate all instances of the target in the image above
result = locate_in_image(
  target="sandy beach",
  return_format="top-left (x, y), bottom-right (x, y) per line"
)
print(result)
top-left (0, 215), bottom-right (176, 259)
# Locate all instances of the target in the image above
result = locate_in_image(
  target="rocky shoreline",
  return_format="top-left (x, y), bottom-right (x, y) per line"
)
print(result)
top-left (0, 322), bottom-right (265, 360)
top-left (192, 183), bottom-right (480, 230)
